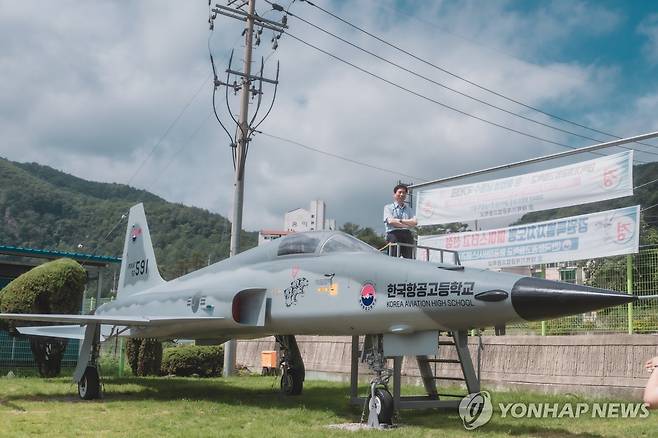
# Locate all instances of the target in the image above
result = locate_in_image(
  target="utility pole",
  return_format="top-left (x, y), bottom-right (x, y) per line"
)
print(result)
top-left (209, 0), bottom-right (287, 377)
top-left (223, 0), bottom-right (255, 380)
top-left (230, 0), bottom-right (255, 264)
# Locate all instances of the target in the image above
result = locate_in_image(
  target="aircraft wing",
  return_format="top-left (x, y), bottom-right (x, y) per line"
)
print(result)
top-left (0, 313), bottom-right (224, 327)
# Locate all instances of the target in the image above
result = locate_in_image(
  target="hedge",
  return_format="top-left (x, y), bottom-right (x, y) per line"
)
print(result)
top-left (0, 258), bottom-right (87, 377)
top-left (161, 344), bottom-right (223, 377)
top-left (0, 258), bottom-right (86, 330)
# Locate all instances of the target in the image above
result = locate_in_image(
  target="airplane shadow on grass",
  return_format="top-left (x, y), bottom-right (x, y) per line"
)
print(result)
top-left (1, 376), bottom-right (606, 437)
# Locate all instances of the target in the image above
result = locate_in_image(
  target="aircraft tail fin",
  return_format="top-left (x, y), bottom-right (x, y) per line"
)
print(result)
top-left (117, 203), bottom-right (165, 297)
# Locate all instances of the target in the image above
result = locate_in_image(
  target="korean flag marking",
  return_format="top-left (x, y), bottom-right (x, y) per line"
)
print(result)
top-left (360, 282), bottom-right (376, 311)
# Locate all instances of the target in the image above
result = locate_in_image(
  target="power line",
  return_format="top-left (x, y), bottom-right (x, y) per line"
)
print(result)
top-left (635, 176), bottom-right (658, 190)
top-left (299, 0), bottom-right (658, 151)
top-left (148, 112), bottom-right (213, 191)
top-left (284, 31), bottom-right (615, 158)
top-left (376, 1), bottom-right (575, 82)
top-left (287, 10), bottom-right (658, 159)
top-left (641, 203), bottom-right (658, 213)
top-left (126, 73), bottom-right (212, 186)
top-left (83, 74), bottom-right (212, 254)
top-left (255, 130), bottom-right (429, 181)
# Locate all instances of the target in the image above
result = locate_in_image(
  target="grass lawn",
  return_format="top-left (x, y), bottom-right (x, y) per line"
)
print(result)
top-left (0, 374), bottom-right (656, 437)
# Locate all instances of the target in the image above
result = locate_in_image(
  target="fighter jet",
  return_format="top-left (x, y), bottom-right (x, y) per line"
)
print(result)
top-left (0, 203), bottom-right (638, 424)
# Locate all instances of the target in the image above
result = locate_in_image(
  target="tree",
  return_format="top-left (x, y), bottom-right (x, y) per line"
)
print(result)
top-left (340, 222), bottom-right (362, 236)
top-left (355, 227), bottom-right (386, 249)
top-left (0, 258), bottom-right (86, 377)
top-left (126, 338), bottom-right (163, 376)
top-left (417, 222), bottom-right (470, 236)
top-left (340, 222), bottom-right (386, 249)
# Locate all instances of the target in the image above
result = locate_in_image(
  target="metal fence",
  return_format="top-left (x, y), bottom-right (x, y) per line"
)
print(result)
top-left (0, 330), bottom-right (79, 373)
top-left (507, 247), bottom-right (658, 335)
top-left (0, 297), bottom-right (114, 374)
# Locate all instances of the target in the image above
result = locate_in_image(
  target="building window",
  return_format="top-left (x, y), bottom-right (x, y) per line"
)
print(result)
top-left (560, 269), bottom-right (576, 284)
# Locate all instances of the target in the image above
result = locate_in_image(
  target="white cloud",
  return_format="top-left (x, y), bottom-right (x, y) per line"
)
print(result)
top-left (638, 14), bottom-right (658, 64)
top-left (0, 0), bottom-right (647, 236)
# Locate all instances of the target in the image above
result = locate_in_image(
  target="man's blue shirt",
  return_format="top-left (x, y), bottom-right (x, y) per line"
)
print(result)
top-left (383, 202), bottom-right (413, 233)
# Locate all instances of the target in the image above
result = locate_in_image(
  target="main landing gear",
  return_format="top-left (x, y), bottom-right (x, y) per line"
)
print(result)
top-left (363, 334), bottom-right (394, 427)
top-left (78, 366), bottom-right (101, 400)
top-left (74, 324), bottom-right (102, 400)
top-left (276, 335), bottom-right (305, 396)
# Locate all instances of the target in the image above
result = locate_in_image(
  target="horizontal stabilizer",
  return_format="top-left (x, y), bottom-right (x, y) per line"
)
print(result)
top-left (17, 325), bottom-right (87, 340)
top-left (0, 313), bottom-right (225, 327)
top-left (16, 324), bottom-right (118, 340)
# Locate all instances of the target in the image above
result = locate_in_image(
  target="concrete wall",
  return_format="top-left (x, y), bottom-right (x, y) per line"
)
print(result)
top-left (237, 334), bottom-right (658, 399)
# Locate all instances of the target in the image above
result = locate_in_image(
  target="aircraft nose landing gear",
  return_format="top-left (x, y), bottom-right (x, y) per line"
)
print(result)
top-left (367, 386), bottom-right (394, 427)
top-left (363, 335), bottom-right (394, 427)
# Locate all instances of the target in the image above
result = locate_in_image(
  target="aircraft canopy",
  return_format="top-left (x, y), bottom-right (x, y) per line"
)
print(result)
top-left (276, 231), bottom-right (377, 256)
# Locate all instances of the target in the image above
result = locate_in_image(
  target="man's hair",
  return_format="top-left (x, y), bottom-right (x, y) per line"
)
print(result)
top-left (393, 184), bottom-right (408, 194)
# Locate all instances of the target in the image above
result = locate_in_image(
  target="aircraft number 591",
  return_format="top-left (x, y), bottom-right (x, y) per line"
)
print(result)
top-left (130, 259), bottom-right (149, 277)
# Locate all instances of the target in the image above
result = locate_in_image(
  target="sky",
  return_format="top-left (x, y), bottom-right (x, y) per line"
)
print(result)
top-left (1, 0), bottom-right (658, 235)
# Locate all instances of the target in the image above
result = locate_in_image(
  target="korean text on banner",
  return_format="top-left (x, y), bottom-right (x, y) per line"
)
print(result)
top-left (418, 205), bottom-right (640, 269)
top-left (416, 151), bottom-right (633, 225)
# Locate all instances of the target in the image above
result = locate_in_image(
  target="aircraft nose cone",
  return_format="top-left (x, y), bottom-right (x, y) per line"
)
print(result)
top-left (511, 277), bottom-right (636, 321)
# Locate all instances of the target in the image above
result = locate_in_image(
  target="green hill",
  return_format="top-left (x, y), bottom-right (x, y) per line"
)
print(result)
top-left (0, 157), bottom-right (257, 280)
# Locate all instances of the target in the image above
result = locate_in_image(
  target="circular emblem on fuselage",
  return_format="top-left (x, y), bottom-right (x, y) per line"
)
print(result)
top-left (359, 283), bottom-right (376, 311)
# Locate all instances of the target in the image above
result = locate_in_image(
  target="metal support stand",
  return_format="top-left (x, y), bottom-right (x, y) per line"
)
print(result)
top-left (350, 335), bottom-right (359, 401)
top-left (416, 355), bottom-right (439, 399)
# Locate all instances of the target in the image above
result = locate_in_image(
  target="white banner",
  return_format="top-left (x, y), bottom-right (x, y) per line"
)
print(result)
top-left (416, 151), bottom-right (633, 225)
top-left (418, 205), bottom-right (640, 269)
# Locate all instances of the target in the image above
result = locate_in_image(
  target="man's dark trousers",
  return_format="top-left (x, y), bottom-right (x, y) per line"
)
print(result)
top-left (386, 229), bottom-right (414, 259)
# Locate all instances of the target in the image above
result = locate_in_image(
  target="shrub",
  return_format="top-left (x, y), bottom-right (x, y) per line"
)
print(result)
top-left (161, 344), bottom-right (223, 377)
top-left (126, 338), bottom-right (163, 376)
top-left (0, 258), bottom-right (86, 377)
top-left (0, 258), bottom-right (86, 328)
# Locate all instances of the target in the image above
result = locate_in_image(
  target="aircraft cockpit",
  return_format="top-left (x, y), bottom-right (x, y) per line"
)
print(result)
top-left (276, 231), bottom-right (378, 257)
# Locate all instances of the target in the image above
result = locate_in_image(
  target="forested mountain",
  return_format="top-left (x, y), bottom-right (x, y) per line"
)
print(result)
top-left (0, 158), bottom-right (257, 279)
top-left (515, 160), bottom-right (658, 245)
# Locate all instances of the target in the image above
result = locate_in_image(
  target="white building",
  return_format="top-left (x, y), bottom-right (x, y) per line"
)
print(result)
top-left (258, 200), bottom-right (336, 245)
top-left (284, 200), bottom-right (335, 233)
top-left (257, 229), bottom-right (291, 246)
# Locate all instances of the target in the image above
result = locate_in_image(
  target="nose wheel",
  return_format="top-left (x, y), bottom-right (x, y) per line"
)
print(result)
top-left (367, 386), bottom-right (394, 426)
top-left (362, 334), bottom-right (395, 427)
